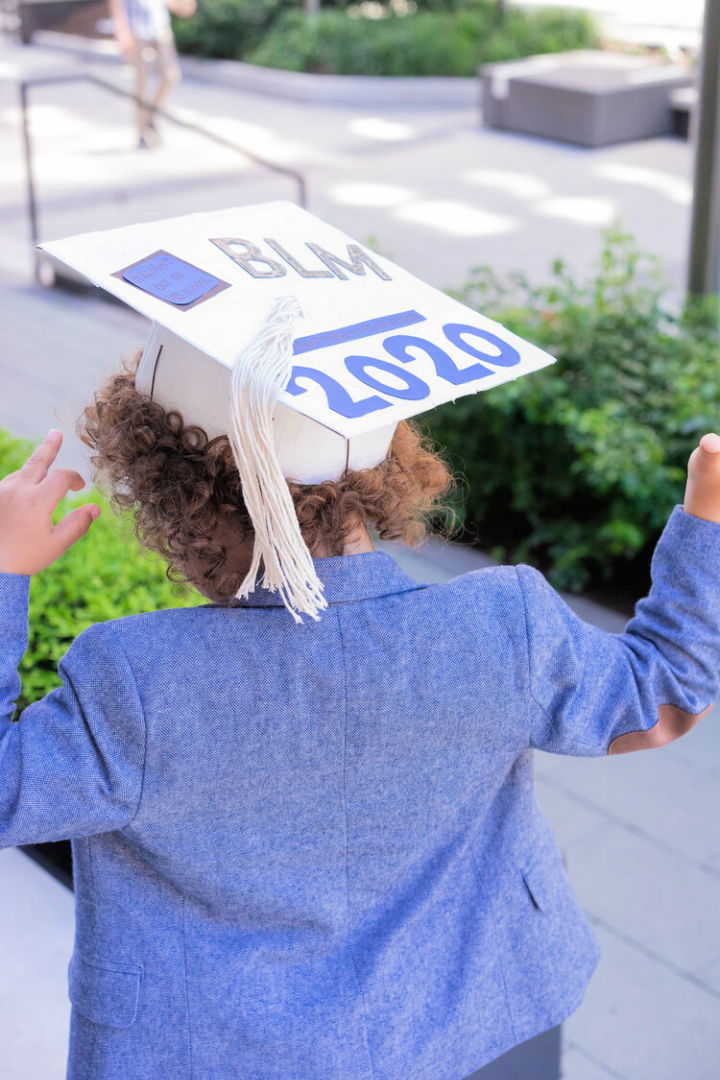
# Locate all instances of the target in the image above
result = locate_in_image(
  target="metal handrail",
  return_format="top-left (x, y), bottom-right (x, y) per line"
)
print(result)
top-left (19, 72), bottom-right (308, 282)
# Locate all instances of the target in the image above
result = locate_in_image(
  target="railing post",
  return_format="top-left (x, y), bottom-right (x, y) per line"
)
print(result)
top-left (18, 80), bottom-right (41, 282)
top-left (17, 72), bottom-right (308, 281)
top-left (687, 0), bottom-right (720, 298)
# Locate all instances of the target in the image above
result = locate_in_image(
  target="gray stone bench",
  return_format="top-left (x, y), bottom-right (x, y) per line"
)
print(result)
top-left (17, 0), bottom-right (106, 45)
top-left (670, 85), bottom-right (697, 139)
top-left (480, 50), bottom-right (693, 147)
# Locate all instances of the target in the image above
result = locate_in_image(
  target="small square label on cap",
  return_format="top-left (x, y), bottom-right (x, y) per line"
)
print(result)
top-left (114, 250), bottom-right (229, 309)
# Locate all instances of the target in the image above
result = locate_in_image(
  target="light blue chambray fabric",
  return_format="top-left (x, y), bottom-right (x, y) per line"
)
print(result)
top-left (1, 506), bottom-right (719, 1080)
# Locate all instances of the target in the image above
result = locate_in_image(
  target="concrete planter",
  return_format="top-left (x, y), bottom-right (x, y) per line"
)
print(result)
top-left (17, 0), bottom-right (106, 45)
top-left (32, 29), bottom-right (478, 108)
top-left (178, 54), bottom-right (478, 108)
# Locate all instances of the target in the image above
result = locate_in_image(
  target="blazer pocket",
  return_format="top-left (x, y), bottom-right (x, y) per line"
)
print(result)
top-left (520, 860), bottom-right (549, 912)
top-left (68, 952), bottom-right (143, 1028)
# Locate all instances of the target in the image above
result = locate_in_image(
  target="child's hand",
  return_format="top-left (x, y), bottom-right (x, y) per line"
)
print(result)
top-left (684, 433), bottom-right (720, 525)
top-left (0, 429), bottom-right (101, 576)
top-left (165, 0), bottom-right (196, 17)
top-left (116, 28), bottom-right (137, 59)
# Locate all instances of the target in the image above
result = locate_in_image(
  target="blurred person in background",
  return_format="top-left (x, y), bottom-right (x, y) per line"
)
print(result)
top-left (109, 0), bottom-right (196, 149)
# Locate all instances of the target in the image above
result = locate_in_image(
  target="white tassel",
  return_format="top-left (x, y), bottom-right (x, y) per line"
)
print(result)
top-left (227, 295), bottom-right (328, 623)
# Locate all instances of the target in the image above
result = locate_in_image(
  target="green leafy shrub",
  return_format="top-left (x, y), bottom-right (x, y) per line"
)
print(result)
top-left (0, 432), bottom-right (204, 712)
top-left (424, 228), bottom-right (720, 595)
top-left (174, 0), bottom-right (598, 75)
top-left (172, 0), bottom-right (294, 60)
top-left (248, 9), bottom-right (474, 75)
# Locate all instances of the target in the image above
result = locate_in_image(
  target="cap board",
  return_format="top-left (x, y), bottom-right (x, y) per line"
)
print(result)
top-left (40, 201), bottom-right (556, 440)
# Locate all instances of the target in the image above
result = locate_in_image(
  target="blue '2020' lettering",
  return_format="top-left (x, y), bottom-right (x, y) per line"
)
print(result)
top-left (383, 334), bottom-right (494, 384)
top-left (286, 322), bottom-right (520, 419)
top-left (286, 366), bottom-right (392, 420)
top-left (344, 355), bottom-right (430, 400)
top-left (442, 324), bottom-right (520, 368)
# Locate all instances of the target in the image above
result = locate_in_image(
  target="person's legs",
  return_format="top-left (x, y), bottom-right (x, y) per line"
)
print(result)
top-left (129, 39), bottom-right (154, 147)
top-left (147, 32), bottom-right (181, 132)
top-left (461, 1025), bottom-right (562, 1080)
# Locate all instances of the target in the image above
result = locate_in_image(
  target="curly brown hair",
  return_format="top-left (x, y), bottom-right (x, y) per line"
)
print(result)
top-left (77, 351), bottom-right (454, 603)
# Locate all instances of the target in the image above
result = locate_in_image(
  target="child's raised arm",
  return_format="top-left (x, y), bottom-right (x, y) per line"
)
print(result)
top-left (0, 431), bottom-right (144, 848)
top-left (518, 434), bottom-right (720, 757)
top-left (0, 428), bottom-right (100, 576)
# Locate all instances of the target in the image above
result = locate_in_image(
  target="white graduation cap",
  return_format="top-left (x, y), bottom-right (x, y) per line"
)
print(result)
top-left (40, 201), bottom-right (556, 622)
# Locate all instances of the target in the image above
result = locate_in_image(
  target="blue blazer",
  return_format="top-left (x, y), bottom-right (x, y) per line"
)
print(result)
top-left (1, 506), bottom-right (719, 1080)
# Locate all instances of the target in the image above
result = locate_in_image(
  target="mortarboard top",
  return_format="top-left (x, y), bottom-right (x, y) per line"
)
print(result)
top-left (40, 201), bottom-right (557, 622)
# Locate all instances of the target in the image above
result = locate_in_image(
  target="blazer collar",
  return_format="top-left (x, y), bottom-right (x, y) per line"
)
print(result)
top-left (204, 551), bottom-right (424, 608)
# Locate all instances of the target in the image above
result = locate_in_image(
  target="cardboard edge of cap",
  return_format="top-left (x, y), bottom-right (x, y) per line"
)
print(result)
top-left (138, 324), bottom-right (398, 485)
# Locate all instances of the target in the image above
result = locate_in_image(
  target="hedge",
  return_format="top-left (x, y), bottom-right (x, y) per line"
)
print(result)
top-left (0, 431), bottom-right (204, 713)
top-left (173, 1), bottom-right (599, 77)
top-left (424, 227), bottom-right (720, 596)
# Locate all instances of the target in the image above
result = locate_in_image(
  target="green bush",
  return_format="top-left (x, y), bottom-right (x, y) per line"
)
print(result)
top-left (172, 0), bottom-right (294, 60)
top-left (0, 431), bottom-right (204, 713)
top-left (424, 228), bottom-right (720, 596)
top-left (174, 0), bottom-right (598, 75)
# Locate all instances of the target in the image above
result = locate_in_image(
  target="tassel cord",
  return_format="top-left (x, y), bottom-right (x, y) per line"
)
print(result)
top-left (226, 295), bottom-right (328, 622)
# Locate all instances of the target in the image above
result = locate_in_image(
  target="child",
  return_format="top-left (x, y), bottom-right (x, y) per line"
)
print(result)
top-left (2, 405), bottom-right (720, 1080)
top-left (4, 205), bottom-right (720, 1079)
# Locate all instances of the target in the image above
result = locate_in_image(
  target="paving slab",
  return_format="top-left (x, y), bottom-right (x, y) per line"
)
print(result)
top-left (564, 922), bottom-right (720, 1080)
top-left (0, 36), bottom-right (696, 296)
top-left (0, 847), bottom-right (73, 1080)
top-left (536, 730), bottom-right (720, 870)
top-left (565, 819), bottom-right (720, 977)
top-left (694, 953), bottom-right (720, 997)
top-left (561, 1045), bottom-right (628, 1080)
top-left (666, 706), bottom-right (720, 780)
top-left (534, 777), bottom-right (611, 850)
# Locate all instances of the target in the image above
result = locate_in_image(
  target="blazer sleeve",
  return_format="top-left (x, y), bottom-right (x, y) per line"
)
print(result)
top-left (0, 572), bottom-right (146, 848)
top-left (516, 506), bottom-right (720, 756)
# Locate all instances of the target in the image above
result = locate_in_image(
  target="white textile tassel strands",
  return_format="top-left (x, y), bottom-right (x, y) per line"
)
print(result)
top-left (227, 295), bottom-right (328, 623)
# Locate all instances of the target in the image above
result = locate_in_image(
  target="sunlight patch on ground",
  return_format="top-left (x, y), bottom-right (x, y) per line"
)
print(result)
top-left (330, 182), bottom-right (414, 208)
top-left (349, 117), bottom-right (416, 141)
top-left (25, 104), bottom-right (98, 139)
top-left (200, 116), bottom-right (307, 164)
top-left (0, 59), bottom-right (23, 78)
top-left (144, 103), bottom-right (305, 163)
top-left (396, 200), bottom-right (519, 236)
top-left (32, 149), bottom-right (112, 185)
top-left (533, 196), bottom-right (617, 226)
top-left (594, 162), bottom-right (692, 205)
top-left (460, 168), bottom-right (551, 201)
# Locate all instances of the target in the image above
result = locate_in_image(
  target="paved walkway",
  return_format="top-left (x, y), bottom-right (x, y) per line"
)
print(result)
top-left (1, 31), bottom-right (719, 1080)
top-left (521, 0), bottom-right (704, 50)
top-left (0, 34), bottom-right (696, 294)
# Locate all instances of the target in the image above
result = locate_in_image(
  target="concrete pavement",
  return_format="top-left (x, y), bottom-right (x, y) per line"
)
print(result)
top-left (520, 0), bottom-right (704, 51)
top-left (0, 35), bottom-right (696, 292)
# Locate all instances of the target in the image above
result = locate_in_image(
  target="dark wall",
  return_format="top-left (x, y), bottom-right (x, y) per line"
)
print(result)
top-left (18, 0), bottom-right (109, 44)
